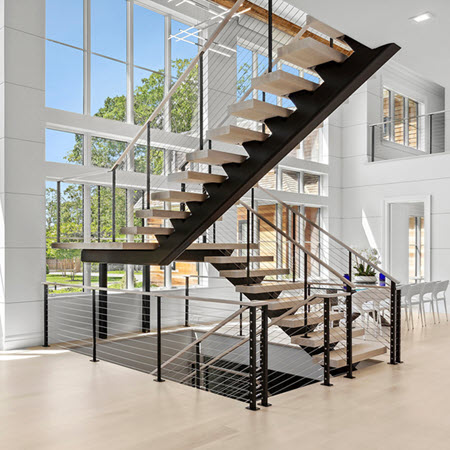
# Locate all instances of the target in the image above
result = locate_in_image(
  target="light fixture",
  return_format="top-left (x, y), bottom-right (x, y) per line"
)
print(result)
top-left (410, 12), bottom-right (433, 23)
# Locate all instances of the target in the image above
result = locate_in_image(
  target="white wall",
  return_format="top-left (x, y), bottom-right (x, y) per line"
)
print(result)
top-left (0, 0), bottom-right (46, 350)
top-left (330, 61), bottom-right (448, 284)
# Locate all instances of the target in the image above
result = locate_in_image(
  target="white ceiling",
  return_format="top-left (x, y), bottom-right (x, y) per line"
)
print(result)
top-left (289, 0), bottom-right (450, 90)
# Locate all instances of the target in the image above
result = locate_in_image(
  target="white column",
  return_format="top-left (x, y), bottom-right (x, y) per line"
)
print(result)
top-left (0, 0), bottom-right (46, 350)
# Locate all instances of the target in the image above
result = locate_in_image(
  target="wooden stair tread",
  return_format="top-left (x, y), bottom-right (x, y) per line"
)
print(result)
top-left (204, 255), bottom-right (274, 264)
top-left (292, 327), bottom-right (365, 347)
top-left (151, 191), bottom-right (207, 203)
top-left (52, 242), bottom-right (159, 250)
top-left (188, 243), bottom-right (259, 251)
top-left (252, 70), bottom-right (318, 97)
top-left (186, 149), bottom-right (247, 166)
top-left (135, 209), bottom-right (191, 220)
top-left (276, 311), bottom-right (345, 328)
top-left (206, 125), bottom-right (269, 145)
top-left (267, 295), bottom-right (324, 310)
top-left (307, 16), bottom-right (344, 39)
top-left (236, 281), bottom-right (304, 294)
top-left (120, 226), bottom-right (174, 236)
top-left (278, 37), bottom-right (347, 69)
top-left (219, 268), bottom-right (289, 278)
top-left (228, 99), bottom-right (292, 122)
top-left (168, 171), bottom-right (227, 185)
top-left (313, 341), bottom-right (387, 368)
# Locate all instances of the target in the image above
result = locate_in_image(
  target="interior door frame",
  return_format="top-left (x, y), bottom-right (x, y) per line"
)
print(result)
top-left (383, 194), bottom-right (431, 282)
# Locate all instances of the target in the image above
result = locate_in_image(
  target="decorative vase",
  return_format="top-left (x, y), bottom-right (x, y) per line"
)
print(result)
top-left (354, 275), bottom-right (378, 284)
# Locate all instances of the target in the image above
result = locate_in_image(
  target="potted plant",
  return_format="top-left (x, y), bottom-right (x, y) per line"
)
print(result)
top-left (353, 248), bottom-right (380, 284)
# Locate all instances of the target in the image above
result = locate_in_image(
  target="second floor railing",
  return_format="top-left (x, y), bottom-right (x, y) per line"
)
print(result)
top-left (369, 110), bottom-right (448, 162)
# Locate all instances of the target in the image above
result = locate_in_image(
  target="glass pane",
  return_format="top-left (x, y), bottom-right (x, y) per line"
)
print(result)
top-left (408, 99), bottom-right (418, 149)
top-left (46, 129), bottom-right (83, 164)
top-left (394, 93), bottom-right (405, 145)
top-left (172, 262), bottom-right (198, 287)
top-left (302, 125), bottom-right (322, 162)
top-left (171, 68), bottom-right (198, 134)
top-left (258, 54), bottom-right (276, 104)
top-left (304, 207), bottom-right (320, 277)
top-left (171, 19), bottom-right (198, 80)
top-left (259, 169), bottom-right (277, 190)
top-left (46, 181), bottom-right (83, 293)
top-left (134, 67), bottom-right (165, 126)
top-left (46, 41), bottom-right (83, 113)
top-left (46, 0), bottom-right (84, 48)
top-left (304, 70), bottom-right (320, 84)
top-left (408, 216), bottom-right (415, 282)
top-left (91, 0), bottom-right (127, 61)
top-left (303, 173), bottom-right (320, 195)
top-left (91, 136), bottom-right (127, 168)
top-left (134, 145), bottom-right (165, 175)
top-left (281, 64), bottom-right (298, 108)
top-left (237, 46), bottom-right (253, 100)
top-left (91, 55), bottom-right (127, 121)
top-left (282, 170), bottom-right (299, 193)
top-left (134, 5), bottom-right (165, 71)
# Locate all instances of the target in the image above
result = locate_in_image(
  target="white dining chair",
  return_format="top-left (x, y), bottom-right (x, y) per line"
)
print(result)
top-left (432, 280), bottom-right (449, 322)
top-left (399, 284), bottom-right (411, 330)
top-left (405, 283), bottom-right (424, 328)
top-left (420, 281), bottom-right (436, 326)
top-left (352, 288), bottom-right (390, 335)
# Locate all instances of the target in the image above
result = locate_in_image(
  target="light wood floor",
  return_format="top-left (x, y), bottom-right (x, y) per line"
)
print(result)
top-left (1, 318), bottom-right (450, 450)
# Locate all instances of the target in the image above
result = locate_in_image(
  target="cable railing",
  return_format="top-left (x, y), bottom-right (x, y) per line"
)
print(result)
top-left (369, 110), bottom-right (448, 162)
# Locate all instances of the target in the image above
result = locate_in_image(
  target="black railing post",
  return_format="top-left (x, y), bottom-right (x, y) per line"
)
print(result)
top-left (246, 207), bottom-right (251, 282)
top-left (195, 342), bottom-right (201, 389)
top-left (43, 284), bottom-right (49, 347)
top-left (303, 253), bottom-right (308, 337)
top-left (268, 0), bottom-right (273, 72)
top-left (260, 305), bottom-right (271, 407)
top-left (141, 189), bottom-right (145, 243)
top-left (98, 263), bottom-right (108, 339)
top-left (396, 288), bottom-right (403, 363)
top-left (345, 252), bottom-right (355, 379)
top-left (247, 306), bottom-right (259, 411)
top-left (239, 293), bottom-right (243, 336)
top-left (97, 186), bottom-right (101, 242)
top-left (389, 281), bottom-right (397, 365)
top-left (142, 265), bottom-right (150, 333)
top-left (155, 296), bottom-right (165, 382)
top-left (56, 181), bottom-right (61, 243)
top-left (111, 168), bottom-right (116, 242)
top-left (184, 276), bottom-right (190, 327)
top-left (292, 210), bottom-right (296, 282)
top-left (146, 123), bottom-right (151, 209)
top-left (321, 297), bottom-right (333, 386)
top-left (91, 289), bottom-right (98, 362)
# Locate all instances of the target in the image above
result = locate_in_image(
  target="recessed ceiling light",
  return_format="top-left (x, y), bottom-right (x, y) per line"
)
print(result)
top-left (410, 12), bottom-right (433, 23)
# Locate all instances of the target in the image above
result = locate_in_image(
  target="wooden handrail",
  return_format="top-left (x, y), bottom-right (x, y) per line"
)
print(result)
top-left (110, 0), bottom-right (246, 171)
top-left (238, 200), bottom-right (356, 289)
top-left (256, 185), bottom-right (400, 284)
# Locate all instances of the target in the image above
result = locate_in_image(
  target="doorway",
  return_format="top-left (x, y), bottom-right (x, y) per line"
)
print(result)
top-left (384, 196), bottom-right (431, 284)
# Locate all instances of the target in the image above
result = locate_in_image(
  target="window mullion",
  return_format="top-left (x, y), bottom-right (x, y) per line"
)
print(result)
top-left (126, 0), bottom-right (134, 125)
top-left (83, 0), bottom-right (91, 116)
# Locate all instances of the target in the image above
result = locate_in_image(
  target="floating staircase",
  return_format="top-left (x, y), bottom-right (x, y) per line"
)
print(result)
top-left (52, 21), bottom-right (399, 267)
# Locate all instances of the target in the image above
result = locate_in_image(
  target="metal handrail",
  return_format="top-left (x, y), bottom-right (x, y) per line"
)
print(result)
top-left (369, 109), bottom-right (448, 128)
top-left (237, 200), bottom-right (356, 289)
top-left (256, 184), bottom-right (400, 284)
top-left (110, 0), bottom-right (246, 171)
top-left (42, 281), bottom-right (270, 307)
